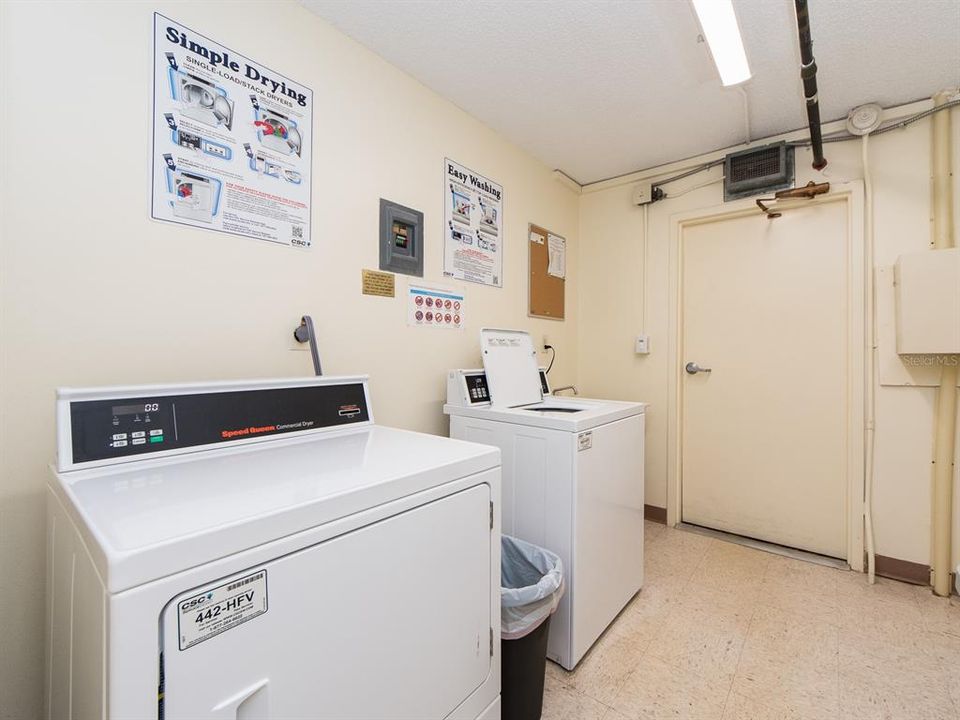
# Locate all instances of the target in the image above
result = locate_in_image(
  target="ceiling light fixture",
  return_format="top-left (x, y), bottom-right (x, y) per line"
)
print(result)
top-left (691, 0), bottom-right (752, 86)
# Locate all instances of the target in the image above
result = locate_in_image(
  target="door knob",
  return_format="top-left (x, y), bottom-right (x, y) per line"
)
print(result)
top-left (685, 362), bottom-right (712, 375)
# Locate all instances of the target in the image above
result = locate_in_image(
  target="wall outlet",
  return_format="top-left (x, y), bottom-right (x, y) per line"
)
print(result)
top-left (635, 334), bottom-right (650, 354)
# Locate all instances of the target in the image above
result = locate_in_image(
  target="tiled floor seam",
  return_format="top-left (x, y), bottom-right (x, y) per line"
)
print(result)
top-left (718, 597), bottom-right (759, 719)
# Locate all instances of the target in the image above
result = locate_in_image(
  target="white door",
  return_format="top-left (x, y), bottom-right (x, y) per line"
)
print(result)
top-left (161, 484), bottom-right (492, 719)
top-left (681, 200), bottom-right (850, 558)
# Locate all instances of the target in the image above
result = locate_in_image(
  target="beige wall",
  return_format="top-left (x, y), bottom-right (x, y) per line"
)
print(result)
top-left (0, 2), bottom-right (579, 716)
top-left (578, 106), bottom-right (960, 570)
top-left (2, 1), bottom-right (958, 716)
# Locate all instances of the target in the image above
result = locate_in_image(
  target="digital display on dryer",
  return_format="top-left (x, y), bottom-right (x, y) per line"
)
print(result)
top-left (112, 402), bottom-right (162, 416)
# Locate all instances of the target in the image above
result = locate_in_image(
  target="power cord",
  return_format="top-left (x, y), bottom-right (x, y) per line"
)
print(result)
top-left (544, 345), bottom-right (556, 374)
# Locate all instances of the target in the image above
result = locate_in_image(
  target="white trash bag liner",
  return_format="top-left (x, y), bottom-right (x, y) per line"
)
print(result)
top-left (501, 535), bottom-right (564, 640)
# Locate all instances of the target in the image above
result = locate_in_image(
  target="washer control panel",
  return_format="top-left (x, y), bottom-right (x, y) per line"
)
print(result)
top-left (67, 382), bottom-right (369, 466)
top-left (447, 368), bottom-right (550, 406)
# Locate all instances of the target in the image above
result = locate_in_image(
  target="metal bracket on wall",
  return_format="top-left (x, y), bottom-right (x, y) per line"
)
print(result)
top-left (756, 181), bottom-right (830, 219)
top-left (293, 315), bottom-right (323, 376)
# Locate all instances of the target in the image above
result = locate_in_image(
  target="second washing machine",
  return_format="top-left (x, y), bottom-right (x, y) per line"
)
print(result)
top-left (446, 329), bottom-right (646, 670)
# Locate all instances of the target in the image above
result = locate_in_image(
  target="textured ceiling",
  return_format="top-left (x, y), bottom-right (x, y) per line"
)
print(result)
top-left (302, 0), bottom-right (960, 185)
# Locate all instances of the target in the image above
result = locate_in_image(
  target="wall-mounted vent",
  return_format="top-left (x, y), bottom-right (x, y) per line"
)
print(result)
top-left (723, 142), bottom-right (794, 201)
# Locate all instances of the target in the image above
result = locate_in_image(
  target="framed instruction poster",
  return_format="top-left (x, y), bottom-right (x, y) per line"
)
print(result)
top-left (443, 159), bottom-right (503, 287)
top-left (151, 14), bottom-right (313, 248)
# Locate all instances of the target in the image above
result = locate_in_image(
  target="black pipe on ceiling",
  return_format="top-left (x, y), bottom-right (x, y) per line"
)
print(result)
top-left (793, 0), bottom-right (827, 170)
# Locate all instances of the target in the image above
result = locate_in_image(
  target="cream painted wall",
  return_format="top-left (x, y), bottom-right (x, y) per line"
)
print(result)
top-left (579, 108), bottom-right (960, 571)
top-left (0, 2), bottom-right (579, 716)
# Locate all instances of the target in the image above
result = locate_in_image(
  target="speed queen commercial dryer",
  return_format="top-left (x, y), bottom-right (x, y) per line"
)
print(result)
top-left (445, 329), bottom-right (646, 670)
top-left (47, 376), bottom-right (501, 719)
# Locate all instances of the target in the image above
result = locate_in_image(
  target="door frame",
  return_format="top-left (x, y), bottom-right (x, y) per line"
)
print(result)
top-left (665, 182), bottom-right (865, 570)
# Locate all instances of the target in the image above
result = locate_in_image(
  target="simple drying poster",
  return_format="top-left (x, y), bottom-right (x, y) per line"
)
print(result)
top-left (151, 14), bottom-right (313, 248)
top-left (443, 159), bottom-right (503, 287)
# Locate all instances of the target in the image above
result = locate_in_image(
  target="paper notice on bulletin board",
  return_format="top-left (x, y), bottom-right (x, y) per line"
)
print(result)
top-left (408, 284), bottom-right (465, 329)
top-left (151, 14), bottom-right (313, 248)
top-left (443, 159), bottom-right (503, 287)
top-left (547, 234), bottom-right (566, 279)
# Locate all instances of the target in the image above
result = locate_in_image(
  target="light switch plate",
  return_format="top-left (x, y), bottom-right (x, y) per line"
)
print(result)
top-left (635, 334), bottom-right (650, 354)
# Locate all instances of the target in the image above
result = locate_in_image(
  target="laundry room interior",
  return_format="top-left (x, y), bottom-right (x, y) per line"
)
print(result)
top-left (1, 1), bottom-right (959, 719)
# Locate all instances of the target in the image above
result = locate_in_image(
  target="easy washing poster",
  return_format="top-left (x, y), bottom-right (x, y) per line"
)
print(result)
top-left (151, 14), bottom-right (313, 248)
top-left (443, 159), bottom-right (504, 287)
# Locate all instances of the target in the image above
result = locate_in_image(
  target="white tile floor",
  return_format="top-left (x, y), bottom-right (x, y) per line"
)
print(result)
top-left (541, 521), bottom-right (960, 720)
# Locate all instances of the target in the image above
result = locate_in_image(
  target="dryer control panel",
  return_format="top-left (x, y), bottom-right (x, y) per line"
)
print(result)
top-left (59, 379), bottom-right (371, 470)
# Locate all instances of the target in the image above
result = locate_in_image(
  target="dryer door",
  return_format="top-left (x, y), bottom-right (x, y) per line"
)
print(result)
top-left (161, 483), bottom-right (493, 719)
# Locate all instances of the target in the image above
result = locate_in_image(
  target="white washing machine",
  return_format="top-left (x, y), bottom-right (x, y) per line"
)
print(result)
top-left (47, 376), bottom-right (501, 719)
top-left (445, 329), bottom-right (645, 670)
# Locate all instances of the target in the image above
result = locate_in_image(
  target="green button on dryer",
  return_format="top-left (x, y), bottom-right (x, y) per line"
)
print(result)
top-left (150, 435), bottom-right (164, 443)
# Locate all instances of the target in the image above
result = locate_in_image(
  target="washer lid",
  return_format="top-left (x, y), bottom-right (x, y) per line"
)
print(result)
top-left (480, 328), bottom-right (542, 407)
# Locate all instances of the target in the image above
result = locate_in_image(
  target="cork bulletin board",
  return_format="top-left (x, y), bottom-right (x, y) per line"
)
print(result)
top-left (528, 223), bottom-right (566, 320)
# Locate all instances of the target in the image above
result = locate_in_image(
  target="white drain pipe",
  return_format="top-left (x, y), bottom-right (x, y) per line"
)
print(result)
top-left (931, 90), bottom-right (958, 597)
top-left (862, 132), bottom-right (877, 584)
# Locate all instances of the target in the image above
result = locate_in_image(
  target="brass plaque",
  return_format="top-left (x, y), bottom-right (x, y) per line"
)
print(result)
top-left (362, 269), bottom-right (396, 298)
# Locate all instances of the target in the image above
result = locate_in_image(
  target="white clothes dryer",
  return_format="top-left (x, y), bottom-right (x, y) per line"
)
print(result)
top-left (47, 376), bottom-right (501, 719)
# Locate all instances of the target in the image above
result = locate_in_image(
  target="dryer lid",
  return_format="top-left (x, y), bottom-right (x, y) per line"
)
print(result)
top-left (480, 328), bottom-right (542, 408)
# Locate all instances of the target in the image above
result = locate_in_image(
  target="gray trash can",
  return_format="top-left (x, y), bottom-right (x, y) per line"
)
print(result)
top-left (500, 535), bottom-right (564, 720)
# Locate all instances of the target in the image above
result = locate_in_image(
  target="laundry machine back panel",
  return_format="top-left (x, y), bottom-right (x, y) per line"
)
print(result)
top-left (160, 483), bottom-right (493, 720)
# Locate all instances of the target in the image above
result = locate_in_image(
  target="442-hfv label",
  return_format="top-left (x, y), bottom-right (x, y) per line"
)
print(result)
top-left (177, 570), bottom-right (268, 650)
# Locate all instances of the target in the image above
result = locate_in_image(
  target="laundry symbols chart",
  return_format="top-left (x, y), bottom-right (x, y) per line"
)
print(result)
top-left (443, 159), bottom-right (504, 287)
top-left (151, 14), bottom-right (313, 248)
top-left (407, 284), bottom-right (465, 330)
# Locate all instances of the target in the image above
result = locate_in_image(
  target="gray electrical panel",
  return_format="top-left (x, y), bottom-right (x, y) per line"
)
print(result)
top-left (379, 199), bottom-right (424, 277)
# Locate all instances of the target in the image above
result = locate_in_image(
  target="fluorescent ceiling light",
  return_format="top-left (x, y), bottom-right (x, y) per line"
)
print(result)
top-left (692, 0), bottom-right (752, 86)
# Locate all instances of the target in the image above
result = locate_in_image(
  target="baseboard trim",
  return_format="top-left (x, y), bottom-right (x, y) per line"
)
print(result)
top-left (875, 554), bottom-right (930, 586)
top-left (644, 504), bottom-right (667, 524)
